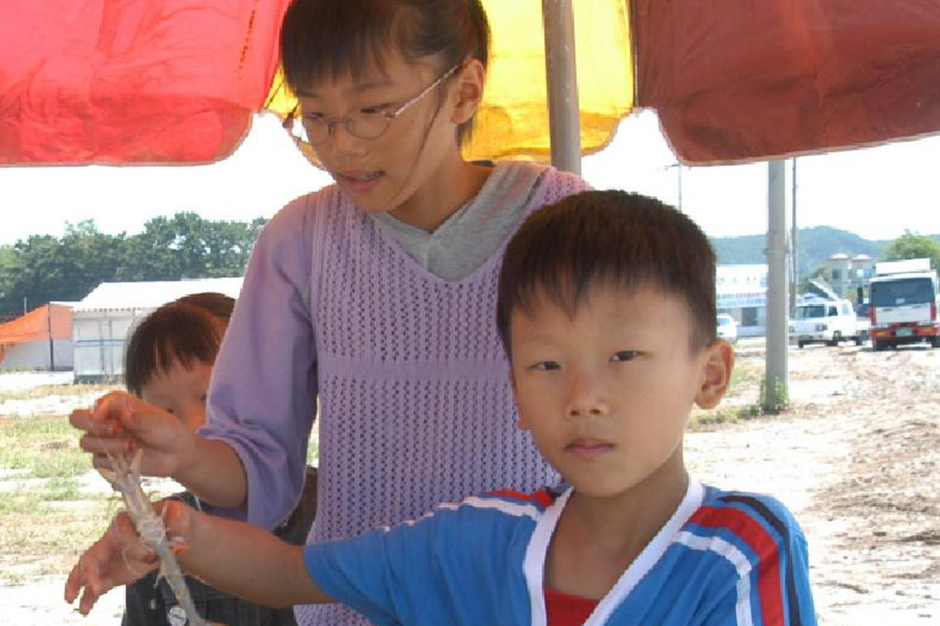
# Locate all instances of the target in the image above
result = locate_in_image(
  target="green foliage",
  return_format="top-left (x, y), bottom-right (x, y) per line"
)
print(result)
top-left (711, 226), bottom-right (885, 280)
top-left (760, 377), bottom-right (789, 415)
top-left (0, 213), bottom-right (266, 319)
top-left (882, 230), bottom-right (940, 270)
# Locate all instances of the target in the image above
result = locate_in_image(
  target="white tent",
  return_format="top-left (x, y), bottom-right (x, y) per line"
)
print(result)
top-left (72, 277), bottom-right (242, 382)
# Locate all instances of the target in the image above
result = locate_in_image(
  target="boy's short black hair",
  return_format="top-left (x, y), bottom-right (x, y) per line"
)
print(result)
top-left (496, 190), bottom-right (717, 356)
top-left (124, 293), bottom-right (235, 396)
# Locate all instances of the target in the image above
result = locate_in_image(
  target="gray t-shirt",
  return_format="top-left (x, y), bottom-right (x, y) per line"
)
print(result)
top-left (372, 160), bottom-right (544, 281)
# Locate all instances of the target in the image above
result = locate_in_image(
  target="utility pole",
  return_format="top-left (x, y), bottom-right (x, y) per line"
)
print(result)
top-left (790, 158), bottom-right (798, 314)
top-left (765, 160), bottom-right (789, 414)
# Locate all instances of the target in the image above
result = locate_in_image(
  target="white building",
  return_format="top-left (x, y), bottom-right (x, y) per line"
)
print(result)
top-left (72, 278), bottom-right (242, 382)
top-left (716, 264), bottom-right (768, 337)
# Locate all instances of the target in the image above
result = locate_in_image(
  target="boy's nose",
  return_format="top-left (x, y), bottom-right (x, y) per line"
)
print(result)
top-left (564, 373), bottom-right (610, 418)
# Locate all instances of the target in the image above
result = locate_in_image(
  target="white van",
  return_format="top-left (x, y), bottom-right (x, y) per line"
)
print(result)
top-left (868, 260), bottom-right (940, 350)
top-left (789, 300), bottom-right (863, 348)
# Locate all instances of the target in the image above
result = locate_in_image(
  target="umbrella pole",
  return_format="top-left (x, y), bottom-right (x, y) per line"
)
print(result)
top-left (542, 0), bottom-right (582, 174)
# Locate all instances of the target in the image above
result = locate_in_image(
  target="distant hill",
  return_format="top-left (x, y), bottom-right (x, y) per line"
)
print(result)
top-left (710, 227), bottom-right (940, 278)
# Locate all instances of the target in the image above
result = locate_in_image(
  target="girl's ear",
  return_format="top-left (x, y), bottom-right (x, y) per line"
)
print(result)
top-left (695, 340), bottom-right (735, 410)
top-left (450, 58), bottom-right (486, 125)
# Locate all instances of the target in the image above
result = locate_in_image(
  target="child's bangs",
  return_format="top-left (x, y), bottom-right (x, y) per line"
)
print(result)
top-left (281, 0), bottom-right (413, 91)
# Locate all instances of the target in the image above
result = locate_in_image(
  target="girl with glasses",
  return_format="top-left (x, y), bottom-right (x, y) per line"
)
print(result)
top-left (70, 2), bottom-right (590, 625)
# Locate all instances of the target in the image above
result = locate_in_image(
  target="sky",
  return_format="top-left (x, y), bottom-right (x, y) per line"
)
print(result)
top-left (2, 109), bottom-right (939, 246)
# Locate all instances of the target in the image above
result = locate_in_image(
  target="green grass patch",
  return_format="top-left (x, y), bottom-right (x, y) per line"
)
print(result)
top-left (0, 415), bottom-right (92, 479)
top-left (0, 383), bottom-right (116, 404)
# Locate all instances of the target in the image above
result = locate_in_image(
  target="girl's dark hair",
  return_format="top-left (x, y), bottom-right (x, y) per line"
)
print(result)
top-left (280, 0), bottom-right (490, 145)
top-left (496, 190), bottom-right (718, 356)
top-left (124, 293), bottom-right (235, 396)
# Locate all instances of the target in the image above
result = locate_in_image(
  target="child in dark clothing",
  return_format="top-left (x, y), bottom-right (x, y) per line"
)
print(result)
top-left (118, 293), bottom-right (318, 626)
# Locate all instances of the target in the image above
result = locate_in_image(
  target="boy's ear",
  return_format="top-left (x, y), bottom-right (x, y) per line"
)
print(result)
top-left (508, 371), bottom-right (530, 431)
top-left (450, 58), bottom-right (485, 125)
top-left (695, 339), bottom-right (735, 410)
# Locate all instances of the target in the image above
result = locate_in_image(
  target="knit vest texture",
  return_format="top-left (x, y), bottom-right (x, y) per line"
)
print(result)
top-left (297, 165), bottom-right (588, 626)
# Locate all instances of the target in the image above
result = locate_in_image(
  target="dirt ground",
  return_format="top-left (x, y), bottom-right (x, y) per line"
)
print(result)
top-left (1, 341), bottom-right (938, 625)
top-left (687, 340), bottom-right (939, 626)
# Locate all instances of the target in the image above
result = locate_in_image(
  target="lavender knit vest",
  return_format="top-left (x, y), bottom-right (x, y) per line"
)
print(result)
top-left (297, 167), bottom-right (589, 626)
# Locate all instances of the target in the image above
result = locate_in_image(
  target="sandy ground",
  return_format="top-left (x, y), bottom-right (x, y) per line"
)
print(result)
top-left (1, 341), bottom-right (938, 625)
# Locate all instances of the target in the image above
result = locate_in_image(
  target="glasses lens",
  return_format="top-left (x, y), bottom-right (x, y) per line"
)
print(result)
top-left (348, 110), bottom-right (390, 140)
top-left (296, 116), bottom-right (329, 146)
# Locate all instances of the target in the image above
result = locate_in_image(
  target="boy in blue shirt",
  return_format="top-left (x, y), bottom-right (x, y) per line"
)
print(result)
top-left (66, 190), bottom-right (816, 626)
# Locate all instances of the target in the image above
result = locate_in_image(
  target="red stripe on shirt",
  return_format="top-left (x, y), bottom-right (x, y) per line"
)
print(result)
top-left (690, 506), bottom-right (785, 626)
top-left (488, 489), bottom-right (555, 508)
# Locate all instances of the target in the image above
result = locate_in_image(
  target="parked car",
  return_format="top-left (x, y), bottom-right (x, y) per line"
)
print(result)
top-left (716, 314), bottom-right (738, 343)
top-left (855, 302), bottom-right (870, 345)
top-left (789, 299), bottom-right (865, 347)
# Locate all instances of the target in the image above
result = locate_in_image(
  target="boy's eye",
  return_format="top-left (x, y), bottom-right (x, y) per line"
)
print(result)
top-left (200, 394), bottom-right (208, 404)
top-left (532, 361), bottom-right (561, 371)
top-left (611, 350), bottom-right (639, 362)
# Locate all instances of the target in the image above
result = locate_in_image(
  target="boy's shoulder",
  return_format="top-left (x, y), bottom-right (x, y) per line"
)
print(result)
top-left (420, 487), bottom-right (563, 529)
top-left (684, 485), bottom-right (806, 547)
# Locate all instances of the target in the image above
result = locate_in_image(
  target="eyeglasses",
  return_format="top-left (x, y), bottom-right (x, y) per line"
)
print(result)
top-left (283, 63), bottom-right (461, 147)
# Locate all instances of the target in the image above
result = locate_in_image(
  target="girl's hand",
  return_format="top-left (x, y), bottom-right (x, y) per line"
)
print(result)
top-left (64, 510), bottom-right (158, 615)
top-left (70, 391), bottom-right (197, 479)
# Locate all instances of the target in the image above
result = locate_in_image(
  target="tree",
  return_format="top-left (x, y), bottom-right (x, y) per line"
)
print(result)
top-left (0, 214), bottom-right (265, 320)
top-left (120, 212), bottom-right (262, 281)
top-left (882, 230), bottom-right (940, 270)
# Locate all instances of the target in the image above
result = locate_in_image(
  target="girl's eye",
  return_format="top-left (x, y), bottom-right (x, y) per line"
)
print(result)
top-left (358, 105), bottom-right (387, 116)
top-left (532, 361), bottom-right (561, 371)
top-left (611, 350), bottom-right (639, 362)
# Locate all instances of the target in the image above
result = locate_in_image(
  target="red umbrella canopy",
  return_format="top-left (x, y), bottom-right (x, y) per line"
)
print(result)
top-left (1, 0), bottom-right (939, 166)
top-left (0, 0), bottom-right (291, 164)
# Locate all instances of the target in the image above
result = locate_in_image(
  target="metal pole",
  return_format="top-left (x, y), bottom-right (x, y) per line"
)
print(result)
top-left (790, 158), bottom-right (798, 314)
top-left (47, 303), bottom-right (55, 371)
top-left (677, 165), bottom-right (683, 212)
top-left (765, 160), bottom-right (789, 413)
top-left (542, 0), bottom-right (582, 174)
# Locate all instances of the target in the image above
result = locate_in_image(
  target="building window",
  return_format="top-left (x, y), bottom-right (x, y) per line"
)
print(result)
top-left (831, 269), bottom-right (842, 281)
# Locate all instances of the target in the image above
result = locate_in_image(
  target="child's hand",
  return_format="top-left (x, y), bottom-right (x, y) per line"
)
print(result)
top-left (70, 391), bottom-right (197, 479)
top-left (64, 510), bottom-right (158, 615)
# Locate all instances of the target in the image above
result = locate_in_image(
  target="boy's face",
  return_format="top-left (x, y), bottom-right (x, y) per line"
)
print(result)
top-left (140, 359), bottom-right (213, 432)
top-left (509, 283), bottom-right (733, 500)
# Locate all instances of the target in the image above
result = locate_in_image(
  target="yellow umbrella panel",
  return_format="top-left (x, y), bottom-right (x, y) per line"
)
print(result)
top-left (265, 0), bottom-right (635, 166)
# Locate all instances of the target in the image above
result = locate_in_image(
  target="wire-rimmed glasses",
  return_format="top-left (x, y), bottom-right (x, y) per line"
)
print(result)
top-left (283, 63), bottom-right (461, 147)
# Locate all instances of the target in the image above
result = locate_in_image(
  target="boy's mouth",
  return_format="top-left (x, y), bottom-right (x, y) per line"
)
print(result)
top-left (566, 438), bottom-right (614, 459)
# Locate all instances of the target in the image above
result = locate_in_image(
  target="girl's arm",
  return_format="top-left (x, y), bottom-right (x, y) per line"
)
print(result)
top-left (197, 196), bottom-right (320, 527)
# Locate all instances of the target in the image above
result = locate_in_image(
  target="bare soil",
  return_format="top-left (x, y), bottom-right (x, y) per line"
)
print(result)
top-left (687, 341), bottom-right (939, 626)
top-left (1, 342), bottom-right (938, 625)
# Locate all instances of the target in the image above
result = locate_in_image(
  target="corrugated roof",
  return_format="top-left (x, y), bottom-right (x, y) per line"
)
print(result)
top-left (73, 278), bottom-right (243, 312)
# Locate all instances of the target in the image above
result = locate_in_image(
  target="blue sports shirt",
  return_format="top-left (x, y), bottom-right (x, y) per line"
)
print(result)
top-left (305, 481), bottom-right (817, 626)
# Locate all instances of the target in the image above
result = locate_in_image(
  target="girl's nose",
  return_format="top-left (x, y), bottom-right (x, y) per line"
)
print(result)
top-left (329, 122), bottom-right (369, 157)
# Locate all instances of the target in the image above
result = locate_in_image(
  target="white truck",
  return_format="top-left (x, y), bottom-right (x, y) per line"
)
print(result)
top-left (868, 258), bottom-right (940, 350)
top-left (789, 299), bottom-right (864, 348)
